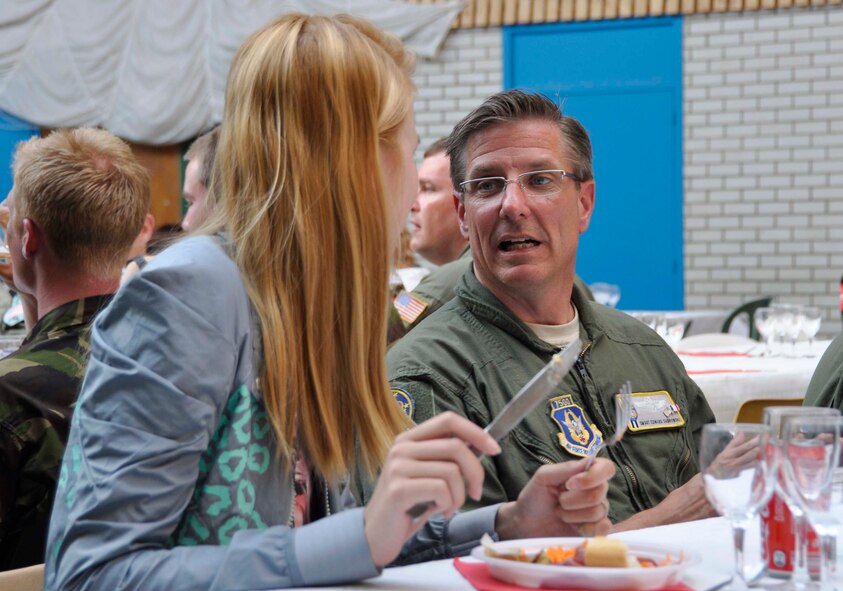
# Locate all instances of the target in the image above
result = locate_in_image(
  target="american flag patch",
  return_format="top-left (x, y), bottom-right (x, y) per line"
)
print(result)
top-left (393, 291), bottom-right (428, 325)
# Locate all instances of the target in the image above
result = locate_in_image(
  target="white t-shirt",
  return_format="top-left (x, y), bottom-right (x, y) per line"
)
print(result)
top-left (525, 305), bottom-right (580, 348)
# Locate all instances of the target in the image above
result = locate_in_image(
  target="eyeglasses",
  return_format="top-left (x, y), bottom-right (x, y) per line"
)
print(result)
top-left (458, 169), bottom-right (582, 200)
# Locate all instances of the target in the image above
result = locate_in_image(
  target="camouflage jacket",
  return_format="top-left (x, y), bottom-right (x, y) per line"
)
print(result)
top-left (0, 295), bottom-right (110, 570)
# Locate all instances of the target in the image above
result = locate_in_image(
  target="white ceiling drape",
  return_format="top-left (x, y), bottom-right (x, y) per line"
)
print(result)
top-left (0, 0), bottom-right (462, 145)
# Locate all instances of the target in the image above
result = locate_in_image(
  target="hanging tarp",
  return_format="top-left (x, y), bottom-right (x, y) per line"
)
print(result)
top-left (0, 0), bottom-right (462, 145)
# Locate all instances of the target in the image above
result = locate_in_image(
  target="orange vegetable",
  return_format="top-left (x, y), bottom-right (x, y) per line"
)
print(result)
top-left (544, 546), bottom-right (576, 564)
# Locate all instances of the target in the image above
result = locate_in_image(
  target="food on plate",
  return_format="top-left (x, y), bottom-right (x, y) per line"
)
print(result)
top-left (583, 536), bottom-right (633, 568)
top-left (480, 534), bottom-right (679, 568)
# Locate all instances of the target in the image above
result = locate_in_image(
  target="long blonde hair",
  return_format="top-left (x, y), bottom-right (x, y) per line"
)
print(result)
top-left (209, 14), bottom-right (413, 483)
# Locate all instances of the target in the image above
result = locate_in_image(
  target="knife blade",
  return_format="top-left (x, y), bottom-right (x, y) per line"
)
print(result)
top-left (485, 338), bottom-right (582, 442)
top-left (406, 338), bottom-right (582, 520)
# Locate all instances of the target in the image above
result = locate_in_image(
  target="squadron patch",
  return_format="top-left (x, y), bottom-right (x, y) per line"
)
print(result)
top-left (627, 391), bottom-right (685, 432)
top-left (392, 388), bottom-right (414, 419)
top-left (549, 395), bottom-right (603, 457)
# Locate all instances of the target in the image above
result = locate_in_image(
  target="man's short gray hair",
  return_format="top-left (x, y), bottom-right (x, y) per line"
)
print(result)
top-left (446, 90), bottom-right (593, 198)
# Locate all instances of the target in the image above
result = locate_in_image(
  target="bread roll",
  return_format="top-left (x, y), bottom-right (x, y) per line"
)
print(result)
top-left (583, 537), bottom-right (630, 568)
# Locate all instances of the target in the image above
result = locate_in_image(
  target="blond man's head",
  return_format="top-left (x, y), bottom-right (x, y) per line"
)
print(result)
top-left (10, 128), bottom-right (150, 278)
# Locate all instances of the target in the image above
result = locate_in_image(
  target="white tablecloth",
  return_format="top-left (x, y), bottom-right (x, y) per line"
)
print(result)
top-left (677, 340), bottom-right (831, 422)
top-left (273, 517), bottom-right (763, 590)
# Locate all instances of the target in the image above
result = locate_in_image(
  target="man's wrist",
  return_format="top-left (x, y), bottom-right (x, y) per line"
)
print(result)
top-left (494, 501), bottom-right (519, 540)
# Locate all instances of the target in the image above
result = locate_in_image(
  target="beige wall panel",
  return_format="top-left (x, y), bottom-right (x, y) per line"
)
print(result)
top-left (129, 143), bottom-right (182, 227)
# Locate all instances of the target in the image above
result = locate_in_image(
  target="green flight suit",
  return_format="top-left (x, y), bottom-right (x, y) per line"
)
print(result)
top-left (803, 331), bottom-right (843, 409)
top-left (387, 270), bottom-right (714, 524)
top-left (405, 246), bottom-right (593, 331)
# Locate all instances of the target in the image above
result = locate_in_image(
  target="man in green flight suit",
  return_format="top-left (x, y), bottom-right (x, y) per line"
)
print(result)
top-left (803, 331), bottom-right (843, 409)
top-left (387, 90), bottom-right (716, 530)
top-left (0, 128), bottom-right (149, 569)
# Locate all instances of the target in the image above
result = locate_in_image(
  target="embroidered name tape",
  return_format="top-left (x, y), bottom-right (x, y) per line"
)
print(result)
top-left (392, 388), bottom-right (414, 419)
top-left (549, 394), bottom-right (603, 457)
top-left (627, 391), bottom-right (685, 432)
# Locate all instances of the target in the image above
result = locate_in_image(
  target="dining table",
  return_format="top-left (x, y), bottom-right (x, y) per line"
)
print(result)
top-left (676, 339), bottom-right (832, 423)
top-left (274, 514), bottom-right (843, 591)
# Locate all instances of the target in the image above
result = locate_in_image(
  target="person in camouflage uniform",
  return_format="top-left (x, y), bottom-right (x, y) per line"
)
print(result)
top-left (0, 128), bottom-right (149, 570)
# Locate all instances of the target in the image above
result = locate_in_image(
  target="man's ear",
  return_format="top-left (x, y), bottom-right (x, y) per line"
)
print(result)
top-left (455, 192), bottom-right (469, 239)
top-left (578, 180), bottom-right (596, 235)
top-left (20, 218), bottom-right (41, 259)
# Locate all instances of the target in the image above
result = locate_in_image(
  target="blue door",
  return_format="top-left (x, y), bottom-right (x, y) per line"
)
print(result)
top-left (504, 18), bottom-right (683, 310)
top-left (0, 111), bottom-right (40, 201)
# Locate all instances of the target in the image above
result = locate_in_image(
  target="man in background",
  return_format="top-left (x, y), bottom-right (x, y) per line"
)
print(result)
top-left (121, 125), bottom-right (218, 283)
top-left (181, 126), bottom-right (220, 232)
top-left (409, 138), bottom-right (468, 267)
top-left (0, 128), bottom-right (149, 569)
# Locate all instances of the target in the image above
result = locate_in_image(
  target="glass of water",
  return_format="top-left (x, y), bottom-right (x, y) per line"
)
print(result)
top-left (701, 423), bottom-right (778, 589)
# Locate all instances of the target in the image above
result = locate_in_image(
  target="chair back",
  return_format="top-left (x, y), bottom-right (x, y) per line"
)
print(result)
top-left (733, 398), bottom-right (803, 423)
top-left (721, 297), bottom-right (773, 340)
top-left (0, 564), bottom-right (44, 591)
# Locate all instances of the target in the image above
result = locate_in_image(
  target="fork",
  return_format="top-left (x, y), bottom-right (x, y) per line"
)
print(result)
top-left (584, 381), bottom-right (632, 469)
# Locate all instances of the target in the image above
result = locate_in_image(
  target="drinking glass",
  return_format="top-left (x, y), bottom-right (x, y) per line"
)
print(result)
top-left (781, 415), bottom-right (843, 588)
top-left (764, 406), bottom-right (841, 591)
top-left (755, 307), bottom-right (777, 357)
top-left (800, 308), bottom-right (822, 355)
top-left (701, 423), bottom-right (778, 590)
top-left (590, 283), bottom-right (621, 308)
top-left (657, 317), bottom-right (686, 349)
top-left (781, 307), bottom-right (805, 358)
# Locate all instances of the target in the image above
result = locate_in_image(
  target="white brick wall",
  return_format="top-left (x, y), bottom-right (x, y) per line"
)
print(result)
top-left (412, 28), bottom-right (503, 160)
top-left (684, 6), bottom-right (843, 334)
top-left (412, 9), bottom-right (843, 334)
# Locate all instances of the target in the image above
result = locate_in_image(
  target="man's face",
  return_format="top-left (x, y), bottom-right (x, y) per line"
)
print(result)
top-left (457, 118), bottom-right (595, 309)
top-left (181, 159), bottom-right (209, 232)
top-left (409, 151), bottom-right (464, 265)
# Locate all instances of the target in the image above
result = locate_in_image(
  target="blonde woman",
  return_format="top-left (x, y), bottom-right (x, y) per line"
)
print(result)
top-left (45, 14), bottom-right (614, 590)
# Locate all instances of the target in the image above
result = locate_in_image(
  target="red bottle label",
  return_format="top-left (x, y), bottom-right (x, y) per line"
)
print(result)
top-left (762, 492), bottom-right (820, 576)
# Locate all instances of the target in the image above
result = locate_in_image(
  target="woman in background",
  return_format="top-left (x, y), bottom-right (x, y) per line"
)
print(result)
top-left (45, 14), bottom-right (613, 590)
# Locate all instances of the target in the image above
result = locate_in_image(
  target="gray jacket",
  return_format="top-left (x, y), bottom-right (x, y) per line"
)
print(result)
top-left (45, 236), bottom-right (497, 591)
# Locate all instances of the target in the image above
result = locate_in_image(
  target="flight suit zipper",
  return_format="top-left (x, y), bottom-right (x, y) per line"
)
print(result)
top-left (573, 342), bottom-right (645, 512)
top-left (677, 445), bottom-right (692, 482)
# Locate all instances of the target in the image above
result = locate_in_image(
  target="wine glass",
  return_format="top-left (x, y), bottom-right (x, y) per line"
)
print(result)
top-left (800, 307), bottom-right (822, 355)
top-left (701, 423), bottom-right (777, 590)
top-left (781, 415), bottom-right (843, 588)
top-left (764, 406), bottom-right (840, 591)
top-left (781, 307), bottom-right (805, 359)
top-left (755, 307), bottom-right (777, 357)
top-left (590, 282), bottom-right (621, 308)
top-left (656, 316), bottom-right (686, 349)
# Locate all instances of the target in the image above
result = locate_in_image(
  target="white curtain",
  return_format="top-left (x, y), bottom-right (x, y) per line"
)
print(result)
top-left (0, 0), bottom-right (462, 145)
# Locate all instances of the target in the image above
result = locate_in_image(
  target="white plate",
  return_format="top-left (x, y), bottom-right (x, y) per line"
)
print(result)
top-left (471, 537), bottom-right (700, 590)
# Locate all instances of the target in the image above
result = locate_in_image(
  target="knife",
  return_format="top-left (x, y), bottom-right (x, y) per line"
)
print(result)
top-left (406, 338), bottom-right (583, 519)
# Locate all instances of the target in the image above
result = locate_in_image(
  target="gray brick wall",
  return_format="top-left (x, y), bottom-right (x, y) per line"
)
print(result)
top-left (684, 6), bottom-right (843, 334)
top-left (412, 28), bottom-right (503, 160)
top-left (412, 10), bottom-right (843, 333)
